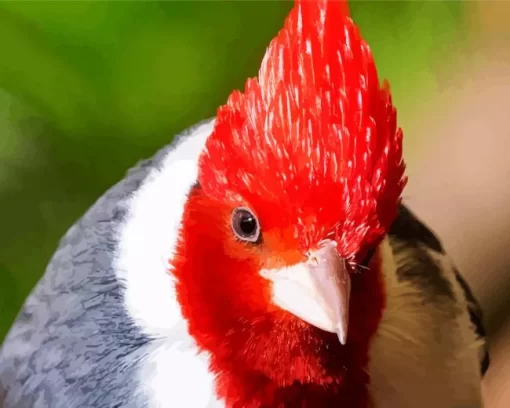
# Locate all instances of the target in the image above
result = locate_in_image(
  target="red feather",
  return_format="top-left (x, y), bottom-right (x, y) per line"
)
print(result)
top-left (198, 0), bottom-right (406, 260)
top-left (175, 0), bottom-right (405, 406)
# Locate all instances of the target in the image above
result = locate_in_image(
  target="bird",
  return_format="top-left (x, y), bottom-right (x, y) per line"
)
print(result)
top-left (0, 0), bottom-right (489, 407)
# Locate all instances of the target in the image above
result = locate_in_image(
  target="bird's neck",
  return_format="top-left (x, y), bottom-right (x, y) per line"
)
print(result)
top-left (215, 367), bottom-right (372, 408)
top-left (206, 252), bottom-right (386, 408)
top-left (219, 374), bottom-right (372, 408)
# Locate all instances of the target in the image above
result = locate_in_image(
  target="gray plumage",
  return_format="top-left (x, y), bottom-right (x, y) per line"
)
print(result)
top-left (0, 121), bottom-right (209, 408)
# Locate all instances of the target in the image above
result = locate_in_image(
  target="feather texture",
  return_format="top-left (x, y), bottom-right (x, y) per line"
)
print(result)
top-left (367, 205), bottom-right (487, 408)
top-left (389, 204), bottom-right (489, 376)
top-left (0, 120), bottom-right (221, 408)
top-left (199, 0), bottom-right (406, 260)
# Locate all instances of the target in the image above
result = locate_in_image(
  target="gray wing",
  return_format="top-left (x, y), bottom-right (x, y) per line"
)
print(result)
top-left (388, 204), bottom-right (490, 376)
top-left (0, 158), bottom-right (154, 408)
top-left (0, 121), bottom-right (210, 408)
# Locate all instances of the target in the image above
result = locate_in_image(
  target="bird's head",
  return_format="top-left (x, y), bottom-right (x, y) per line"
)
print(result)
top-left (172, 0), bottom-right (406, 402)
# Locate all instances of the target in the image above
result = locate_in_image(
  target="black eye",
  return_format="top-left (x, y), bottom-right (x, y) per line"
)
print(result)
top-left (231, 207), bottom-right (261, 243)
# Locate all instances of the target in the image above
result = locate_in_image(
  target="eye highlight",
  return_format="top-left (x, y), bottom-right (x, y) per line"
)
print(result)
top-left (231, 207), bottom-right (261, 243)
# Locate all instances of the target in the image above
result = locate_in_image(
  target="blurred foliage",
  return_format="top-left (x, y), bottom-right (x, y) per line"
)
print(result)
top-left (0, 1), bottom-right (466, 340)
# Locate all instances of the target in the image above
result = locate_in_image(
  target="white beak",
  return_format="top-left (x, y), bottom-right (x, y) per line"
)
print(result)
top-left (260, 240), bottom-right (351, 344)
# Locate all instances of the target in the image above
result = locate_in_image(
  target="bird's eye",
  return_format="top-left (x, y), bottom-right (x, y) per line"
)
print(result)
top-left (231, 207), bottom-right (261, 243)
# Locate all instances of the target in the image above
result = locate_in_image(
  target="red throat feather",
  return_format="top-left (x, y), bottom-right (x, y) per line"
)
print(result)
top-left (198, 0), bottom-right (406, 259)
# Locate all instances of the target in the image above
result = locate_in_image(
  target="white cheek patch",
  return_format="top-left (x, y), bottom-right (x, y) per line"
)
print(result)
top-left (114, 119), bottom-right (224, 407)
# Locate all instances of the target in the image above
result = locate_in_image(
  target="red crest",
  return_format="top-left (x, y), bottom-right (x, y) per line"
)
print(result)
top-left (198, 0), bottom-right (406, 258)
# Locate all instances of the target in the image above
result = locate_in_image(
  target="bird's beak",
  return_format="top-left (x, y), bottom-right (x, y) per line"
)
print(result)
top-left (260, 240), bottom-right (351, 344)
